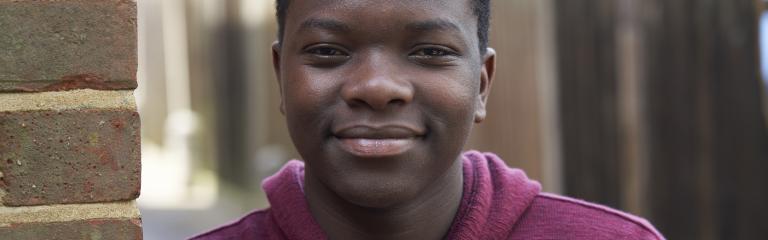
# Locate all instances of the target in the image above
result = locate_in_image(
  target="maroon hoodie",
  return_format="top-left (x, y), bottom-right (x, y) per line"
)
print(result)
top-left (191, 151), bottom-right (664, 240)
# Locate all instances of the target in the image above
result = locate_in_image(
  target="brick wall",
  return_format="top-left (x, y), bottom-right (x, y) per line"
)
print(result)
top-left (0, 0), bottom-right (142, 239)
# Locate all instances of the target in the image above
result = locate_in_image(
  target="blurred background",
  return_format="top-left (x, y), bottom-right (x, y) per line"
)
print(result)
top-left (134, 0), bottom-right (768, 239)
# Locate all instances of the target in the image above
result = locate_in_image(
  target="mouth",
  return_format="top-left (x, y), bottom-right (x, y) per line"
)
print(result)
top-left (332, 125), bottom-right (424, 158)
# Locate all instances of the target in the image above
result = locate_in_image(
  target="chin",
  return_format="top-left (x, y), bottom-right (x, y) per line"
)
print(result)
top-left (332, 175), bottom-right (422, 209)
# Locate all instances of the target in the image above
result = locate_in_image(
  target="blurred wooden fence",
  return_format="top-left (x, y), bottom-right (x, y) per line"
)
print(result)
top-left (556, 0), bottom-right (768, 239)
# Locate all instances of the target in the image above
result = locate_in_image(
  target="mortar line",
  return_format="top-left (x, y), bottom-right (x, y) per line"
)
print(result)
top-left (0, 200), bottom-right (140, 224)
top-left (0, 89), bottom-right (136, 112)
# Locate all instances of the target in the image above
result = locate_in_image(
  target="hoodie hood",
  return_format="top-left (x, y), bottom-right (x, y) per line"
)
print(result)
top-left (444, 151), bottom-right (542, 239)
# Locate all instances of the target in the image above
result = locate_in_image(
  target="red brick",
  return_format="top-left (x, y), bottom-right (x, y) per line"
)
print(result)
top-left (0, 0), bottom-right (137, 92)
top-left (0, 218), bottom-right (142, 240)
top-left (0, 109), bottom-right (141, 206)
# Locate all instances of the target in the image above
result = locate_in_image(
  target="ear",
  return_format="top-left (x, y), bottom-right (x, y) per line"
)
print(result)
top-left (474, 48), bottom-right (496, 123)
top-left (272, 41), bottom-right (286, 115)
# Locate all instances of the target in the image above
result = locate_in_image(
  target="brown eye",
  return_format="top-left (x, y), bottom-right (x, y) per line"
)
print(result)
top-left (307, 47), bottom-right (347, 57)
top-left (412, 47), bottom-right (456, 57)
top-left (411, 46), bottom-right (458, 58)
top-left (409, 46), bottom-right (459, 66)
top-left (303, 45), bottom-right (350, 67)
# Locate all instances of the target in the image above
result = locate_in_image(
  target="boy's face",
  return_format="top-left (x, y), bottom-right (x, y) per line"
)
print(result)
top-left (274, 0), bottom-right (494, 207)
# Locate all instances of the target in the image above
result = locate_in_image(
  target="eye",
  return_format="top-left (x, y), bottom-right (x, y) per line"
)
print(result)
top-left (412, 47), bottom-right (453, 57)
top-left (303, 44), bottom-right (350, 67)
top-left (307, 47), bottom-right (347, 56)
top-left (409, 45), bottom-right (460, 66)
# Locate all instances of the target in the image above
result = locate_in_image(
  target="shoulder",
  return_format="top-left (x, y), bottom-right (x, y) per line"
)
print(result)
top-left (189, 208), bottom-right (280, 240)
top-left (510, 193), bottom-right (665, 240)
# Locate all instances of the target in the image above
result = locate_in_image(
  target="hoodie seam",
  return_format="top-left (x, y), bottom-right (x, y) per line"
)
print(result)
top-left (537, 193), bottom-right (663, 240)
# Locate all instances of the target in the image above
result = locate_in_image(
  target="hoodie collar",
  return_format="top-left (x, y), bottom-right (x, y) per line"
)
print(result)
top-left (444, 151), bottom-right (541, 239)
top-left (263, 151), bottom-right (541, 240)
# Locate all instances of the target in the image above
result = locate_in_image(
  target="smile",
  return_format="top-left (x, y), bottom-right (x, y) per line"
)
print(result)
top-left (336, 138), bottom-right (416, 157)
top-left (332, 125), bottom-right (424, 158)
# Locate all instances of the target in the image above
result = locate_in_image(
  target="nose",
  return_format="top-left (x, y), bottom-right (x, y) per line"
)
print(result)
top-left (340, 58), bottom-right (414, 110)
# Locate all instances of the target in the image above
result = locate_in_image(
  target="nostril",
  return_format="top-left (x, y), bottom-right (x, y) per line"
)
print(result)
top-left (346, 96), bottom-right (407, 110)
top-left (388, 99), bottom-right (406, 106)
top-left (348, 99), bottom-right (369, 108)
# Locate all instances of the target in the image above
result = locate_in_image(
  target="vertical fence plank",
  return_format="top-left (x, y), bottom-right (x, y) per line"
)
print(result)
top-left (555, 0), bottom-right (622, 208)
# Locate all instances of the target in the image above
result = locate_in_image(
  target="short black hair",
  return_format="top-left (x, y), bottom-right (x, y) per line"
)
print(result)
top-left (275, 0), bottom-right (491, 55)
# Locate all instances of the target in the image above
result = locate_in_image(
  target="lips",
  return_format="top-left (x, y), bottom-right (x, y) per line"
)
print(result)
top-left (332, 125), bottom-right (424, 157)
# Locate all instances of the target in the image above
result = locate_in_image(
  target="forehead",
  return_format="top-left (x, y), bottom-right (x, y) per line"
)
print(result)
top-left (283, 0), bottom-right (477, 36)
top-left (286, 0), bottom-right (474, 16)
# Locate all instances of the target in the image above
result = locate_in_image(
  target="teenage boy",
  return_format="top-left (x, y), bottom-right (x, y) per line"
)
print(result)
top-left (192, 0), bottom-right (664, 239)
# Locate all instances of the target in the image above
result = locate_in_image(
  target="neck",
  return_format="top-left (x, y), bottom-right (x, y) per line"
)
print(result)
top-left (305, 158), bottom-right (464, 240)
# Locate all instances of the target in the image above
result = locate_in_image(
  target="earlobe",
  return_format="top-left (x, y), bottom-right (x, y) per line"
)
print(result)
top-left (272, 41), bottom-right (286, 115)
top-left (474, 108), bottom-right (487, 123)
top-left (475, 48), bottom-right (496, 123)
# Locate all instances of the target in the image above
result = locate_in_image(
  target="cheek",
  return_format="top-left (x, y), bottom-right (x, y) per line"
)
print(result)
top-left (282, 69), bottom-right (342, 160)
top-left (414, 72), bottom-right (479, 161)
top-left (419, 72), bottom-right (479, 123)
top-left (282, 69), bottom-right (340, 127)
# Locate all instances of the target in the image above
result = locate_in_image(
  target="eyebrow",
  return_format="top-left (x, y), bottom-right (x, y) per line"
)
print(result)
top-left (405, 19), bottom-right (461, 32)
top-left (298, 18), bottom-right (351, 33)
